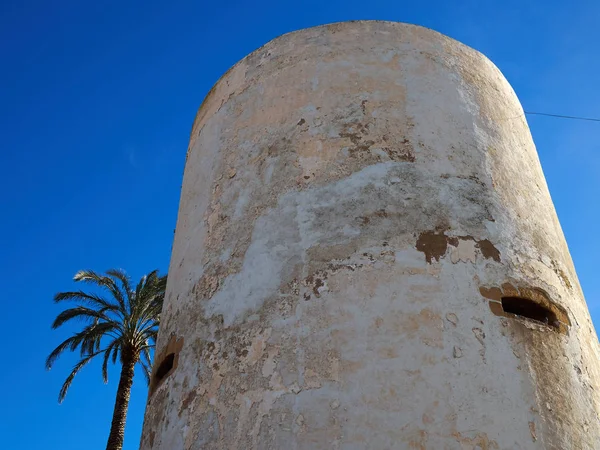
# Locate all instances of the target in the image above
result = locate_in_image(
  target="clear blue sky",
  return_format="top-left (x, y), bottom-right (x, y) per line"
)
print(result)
top-left (1, 0), bottom-right (599, 449)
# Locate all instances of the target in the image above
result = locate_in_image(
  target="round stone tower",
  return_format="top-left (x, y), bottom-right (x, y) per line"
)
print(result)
top-left (141, 21), bottom-right (600, 449)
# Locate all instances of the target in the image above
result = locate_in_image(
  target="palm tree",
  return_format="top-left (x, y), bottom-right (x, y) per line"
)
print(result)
top-left (46, 269), bottom-right (167, 450)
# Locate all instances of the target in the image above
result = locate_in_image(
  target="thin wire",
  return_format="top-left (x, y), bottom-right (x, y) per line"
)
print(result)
top-left (525, 111), bottom-right (600, 123)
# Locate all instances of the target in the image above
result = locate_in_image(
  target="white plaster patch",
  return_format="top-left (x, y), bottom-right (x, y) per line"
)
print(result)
top-left (263, 157), bottom-right (276, 184)
top-left (262, 347), bottom-right (279, 378)
top-left (219, 247), bottom-right (232, 263)
top-left (450, 239), bottom-right (478, 263)
top-left (341, 224), bottom-right (361, 236)
top-left (205, 162), bottom-right (397, 326)
top-left (233, 188), bottom-right (250, 219)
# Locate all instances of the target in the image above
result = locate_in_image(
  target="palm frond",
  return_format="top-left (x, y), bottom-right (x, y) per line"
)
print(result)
top-left (51, 306), bottom-right (112, 329)
top-left (111, 343), bottom-right (120, 364)
top-left (101, 339), bottom-right (121, 383)
top-left (134, 271), bottom-right (155, 305)
top-left (46, 334), bottom-right (85, 370)
top-left (79, 322), bottom-right (119, 356)
top-left (73, 270), bottom-right (127, 312)
top-left (128, 271), bottom-right (165, 347)
top-left (53, 290), bottom-right (119, 312)
top-left (47, 320), bottom-right (117, 369)
top-left (133, 272), bottom-right (162, 312)
top-left (140, 346), bottom-right (152, 367)
top-left (139, 360), bottom-right (152, 386)
top-left (58, 351), bottom-right (100, 403)
top-left (106, 269), bottom-right (133, 313)
top-left (132, 321), bottom-right (159, 350)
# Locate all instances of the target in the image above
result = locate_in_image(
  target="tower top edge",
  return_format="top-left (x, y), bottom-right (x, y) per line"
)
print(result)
top-left (188, 20), bottom-right (495, 141)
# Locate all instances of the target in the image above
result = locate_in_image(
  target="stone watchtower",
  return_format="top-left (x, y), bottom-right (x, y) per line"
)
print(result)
top-left (141, 21), bottom-right (600, 449)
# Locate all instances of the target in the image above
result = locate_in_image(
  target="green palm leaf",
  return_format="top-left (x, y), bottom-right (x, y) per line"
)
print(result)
top-left (58, 351), bottom-right (100, 403)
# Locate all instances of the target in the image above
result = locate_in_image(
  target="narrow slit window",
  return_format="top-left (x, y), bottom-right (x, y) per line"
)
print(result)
top-left (501, 296), bottom-right (558, 329)
top-left (154, 353), bottom-right (175, 385)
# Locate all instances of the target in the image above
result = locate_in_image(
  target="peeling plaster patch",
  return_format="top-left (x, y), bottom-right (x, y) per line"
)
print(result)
top-left (415, 230), bottom-right (449, 263)
top-left (195, 267), bottom-right (223, 300)
top-left (479, 286), bottom-right (502, 302)
top-left (397, 308), bottom-right (444, 348)
top-left (304, 368), bottom-right (323, 389)
top-left (452, 431), bottom-right (499, 449)
top-left (416, 230), bottom-right (501, 264)
top-left (262, 347), bottom-right (279, 377)
top-left (472, 328), bottom-right (485, 346)
top-left (551, 259), bottom-right (573, 290)
top-left (477, 239), bottom-right (501, 262)
top-left (179, 390), bottom-right (197, 417)
top-left (241, 328), bottom-right (271, 367)
top-left (529, 421), bottom-right (537, 441)
top-left (445, 313), bottom-right (459, 326)
top-left (304, 272), bottom-right (329, 298)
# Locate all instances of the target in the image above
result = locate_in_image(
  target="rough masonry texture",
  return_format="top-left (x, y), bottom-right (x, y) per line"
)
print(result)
top-left (141, 21), bottom-right (600, 449)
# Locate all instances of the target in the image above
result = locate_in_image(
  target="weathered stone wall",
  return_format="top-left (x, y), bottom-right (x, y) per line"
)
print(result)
top-left (141, 21), bottom-right (600, 449)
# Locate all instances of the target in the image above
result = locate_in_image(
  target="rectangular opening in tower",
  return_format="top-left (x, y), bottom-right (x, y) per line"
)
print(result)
top-left (150, 353), bottom-right (175, 394)
top-left (501, 296), bottom-right (558, 329)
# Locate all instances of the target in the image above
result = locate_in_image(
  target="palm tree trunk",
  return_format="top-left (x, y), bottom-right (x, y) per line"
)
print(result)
top-left (105, 356), bottom-right (136, 450)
